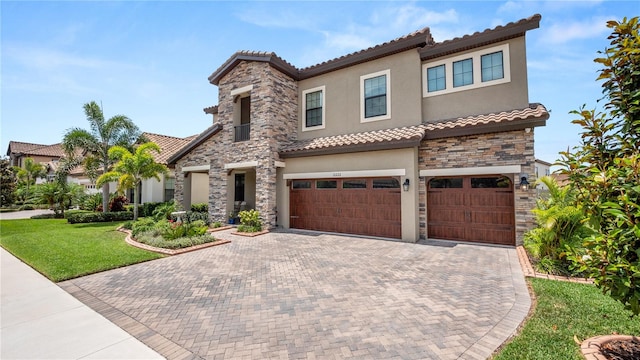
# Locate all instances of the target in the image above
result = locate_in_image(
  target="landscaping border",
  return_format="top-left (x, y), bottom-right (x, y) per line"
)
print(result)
top-left (118, 228), bottom-right (230, 255)
top-left (516, 246), bottom-right (593, 284)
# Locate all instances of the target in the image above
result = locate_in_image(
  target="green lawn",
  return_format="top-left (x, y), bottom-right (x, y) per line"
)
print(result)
top-left (494, 278), bottom-right (640, 359)
top-left (0, 218), bottom-right (164, 281)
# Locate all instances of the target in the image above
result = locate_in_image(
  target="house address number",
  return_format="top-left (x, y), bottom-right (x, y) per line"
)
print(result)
top-left (332, 172), bottom-right (342, 177)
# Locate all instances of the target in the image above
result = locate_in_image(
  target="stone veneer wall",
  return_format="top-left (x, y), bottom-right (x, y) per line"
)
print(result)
top-left (175, 60), bottom-right (298, 228)
top-left (418, 129), bottom-right (536, 245)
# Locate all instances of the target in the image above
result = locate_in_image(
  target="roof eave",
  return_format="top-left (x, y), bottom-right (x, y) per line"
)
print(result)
top-left (167, 123), bottom-right (223, 165)
top-left (419, 14), bottom-right (541, 61)
top-left (279, 138), bottom-right (422, 159)
top-left (299, 36), bottom-right (430, 80)
top-left (424, 115), bottom-right (548, 140)
top-left (208, 53), bottom-right (298, 85)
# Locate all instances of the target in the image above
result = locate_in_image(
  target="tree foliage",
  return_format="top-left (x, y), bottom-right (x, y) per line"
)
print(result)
top-left (13, 157), bottom-right (46, 201)
top-left (96, 142), bottom-right (168, 220)
top-left (63, 101), bottom-right (142, 213)
top-left (0, 158), bottom-right (16, 206)
top-left (560, 17), bottom-right (640, 315)
top-left (524, 176), bottom-right (591, 276)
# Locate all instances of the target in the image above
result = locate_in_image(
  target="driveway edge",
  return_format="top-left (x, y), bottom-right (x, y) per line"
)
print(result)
top-left (58, 281), bottom-right (200, 360)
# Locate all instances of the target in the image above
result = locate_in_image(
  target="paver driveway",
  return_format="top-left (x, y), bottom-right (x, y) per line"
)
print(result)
top-left (60, 230), bottom-right (530, 360)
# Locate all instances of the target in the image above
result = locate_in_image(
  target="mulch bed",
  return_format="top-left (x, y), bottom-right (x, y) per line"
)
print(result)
top-left (600, 338), bottom-right (640, 360)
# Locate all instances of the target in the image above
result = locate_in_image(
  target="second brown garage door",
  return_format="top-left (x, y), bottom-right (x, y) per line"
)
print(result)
top-left (290, 177), bottom-right (401, 239)
top-left (427, 175), bottom-right (515, 245)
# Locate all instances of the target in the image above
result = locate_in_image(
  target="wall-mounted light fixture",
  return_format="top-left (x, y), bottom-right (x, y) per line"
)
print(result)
top-left (403, 178), bottom-right (410, 192)
top-left (519, 176), bottom-right (530, 191)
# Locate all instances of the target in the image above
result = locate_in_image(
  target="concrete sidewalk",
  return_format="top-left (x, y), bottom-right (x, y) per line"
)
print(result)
top-left (0, 248), bottom-right (164, 360)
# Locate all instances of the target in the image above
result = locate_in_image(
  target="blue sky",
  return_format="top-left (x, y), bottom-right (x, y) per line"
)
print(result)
top-left (1, 1), bottom-right (638, 167)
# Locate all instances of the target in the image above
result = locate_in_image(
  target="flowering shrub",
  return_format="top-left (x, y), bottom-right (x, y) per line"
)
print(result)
top-left (155, 219), bottom-right (207, 240)
top-left (237, 209), bottom-right (262, 233)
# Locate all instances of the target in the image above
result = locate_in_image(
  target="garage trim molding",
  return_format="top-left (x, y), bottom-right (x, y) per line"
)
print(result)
top-left (224, 161), bottom-right (259, 169)
top-left (283, 168), bottom-right (406, 180)
top-left (182, 165), bottom-right (210, 172)
top-left (420, 165), bottom-right (521, 177)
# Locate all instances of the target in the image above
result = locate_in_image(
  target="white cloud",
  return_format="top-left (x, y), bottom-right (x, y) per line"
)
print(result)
top-left (544, 16), bottom-right (611, 44)
top-left (235, 7), bottom-right (321, 30)
top-left (4, 44), bottom-right (133, 71)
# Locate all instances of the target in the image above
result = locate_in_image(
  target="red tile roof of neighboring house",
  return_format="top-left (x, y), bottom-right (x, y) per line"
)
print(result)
top-left (6, 141), bottom-right (65, 158)
top-left (142, 132), bottom-right (198, 165)
top-left (279, 104), bottom-right (549, 158)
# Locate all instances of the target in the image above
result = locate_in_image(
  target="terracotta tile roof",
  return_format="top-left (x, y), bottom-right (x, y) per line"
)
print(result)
top-left (203, 105), bottom-right (218, 115)
top-left (6, 141), bottom-right (65, 158)
top-left (297, 27), bottom-right (434, 79)
top-left (208, 26), bottom-right (433, 85)
top-left (422, 103), bottom-right (548, 136)
top-left (279, 104), bottom-right (548, 158)
top-left (419, 14), bottom-right (541, 60)
top-left (280, 126), bottom-right (427, 158)
top-left (142, 132), bottom-right (197, 165)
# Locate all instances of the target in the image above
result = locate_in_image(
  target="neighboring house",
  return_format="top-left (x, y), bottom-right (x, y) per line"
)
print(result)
top-left (534, 159), bottom-right (552, 190)
top-left (168, 14), bottom-right (549, 246)
top-left (6, 141), bottom-right (65, 184)
top-left (127, 132), bottom-right (197, 204)
top-left (6, 132), bottom-right (195, 204)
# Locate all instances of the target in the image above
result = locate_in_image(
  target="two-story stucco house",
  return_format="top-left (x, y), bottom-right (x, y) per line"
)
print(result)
top-left (168, 14), bottom-right (549, 246)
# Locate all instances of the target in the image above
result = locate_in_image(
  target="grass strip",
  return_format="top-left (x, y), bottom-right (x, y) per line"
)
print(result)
top-left (0, 218), bottom-right (163, 282)
top-left (494, 278), bottom-right (640, 359)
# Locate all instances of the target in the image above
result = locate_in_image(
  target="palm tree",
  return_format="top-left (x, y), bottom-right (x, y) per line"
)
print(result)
top-left (14, 157), bottom-right (46, 201)
top-left (63, 101), bottom-right (141, 213)
top-left (96, 142), bottom-right (168, 220)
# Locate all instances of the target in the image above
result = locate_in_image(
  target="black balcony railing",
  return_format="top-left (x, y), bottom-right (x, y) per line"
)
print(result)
top-left (234, 123), bottom-right (250, 142)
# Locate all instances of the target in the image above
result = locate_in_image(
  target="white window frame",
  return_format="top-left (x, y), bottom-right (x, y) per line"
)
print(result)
top-left (302, 86), bottom-right (326, 131)
top-left (422, 43), bottom-right (510, 97)
top-left (360, 69), bottom-right (391, 123)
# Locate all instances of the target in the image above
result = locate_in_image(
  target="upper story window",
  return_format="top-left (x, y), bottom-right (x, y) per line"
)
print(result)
top-left (302, 86), bottom-right (325, 131)
top-left (231, 85), bottom-right (253, 142)
top-left (422, 43), bottom-right (511, 97)
top-left (453, 58), bottom-right (473, 87)
top-left (481, 51), bottom-right (504, 82)
top-left (427, 64), bottom-right (446, 92)
top-left (360, 69), bottom-right (391, 122)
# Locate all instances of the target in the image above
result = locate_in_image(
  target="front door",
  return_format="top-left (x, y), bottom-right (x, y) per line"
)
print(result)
top-left (235, 173), bottom-right (245, 202)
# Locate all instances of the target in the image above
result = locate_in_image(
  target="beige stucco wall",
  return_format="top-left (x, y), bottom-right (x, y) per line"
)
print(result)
top-left (278, 147), bottom-right (420, 242)
top-left (421, 37), bottom-right (530, 121)
top-left (297, 50), bottom-right (423, 139)
top-left (191, 173), bottom-right (209, 204)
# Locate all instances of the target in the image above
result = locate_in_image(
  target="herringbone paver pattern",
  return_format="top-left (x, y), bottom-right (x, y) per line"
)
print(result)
top-left (59, 231), bottom-right (530, 360)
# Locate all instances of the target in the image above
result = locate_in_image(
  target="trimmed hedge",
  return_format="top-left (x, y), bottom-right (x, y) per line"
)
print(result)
top-left (66, 211), bottom-right (133, 224)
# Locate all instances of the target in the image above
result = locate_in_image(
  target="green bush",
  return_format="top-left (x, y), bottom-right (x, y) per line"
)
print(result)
top-left (141, 202), bottom-right (166, 218)
top-left (30, 213), bottom-right (59, 219)
top-left (155, 219), bottom-right (207, 240)
top-left (190, 203), bottom-right (208, 213)
top-left (131, 218), bottom-right (157, 237)
top-left (134, 233), bottom-right (215, 249)
top-left (66, 211), bottom-right (133, 224)
top-left (82, 193), bottom-right (102, 211)
top-left (238, 209), bottom-right (262, 232)
top-left (152, 201), bottom-right (177, 221)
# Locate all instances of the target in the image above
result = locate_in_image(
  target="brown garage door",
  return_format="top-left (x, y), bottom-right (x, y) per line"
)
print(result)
top-left (290, 177), bottom-right (401, 239)
top-left (427, 175), bottom-right (514, 245)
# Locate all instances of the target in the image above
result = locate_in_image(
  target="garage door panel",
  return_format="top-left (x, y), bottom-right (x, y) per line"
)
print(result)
top-left (428, 175), bottom-right (514, 245)
top-left (290, 177), bottom-right (401, 239)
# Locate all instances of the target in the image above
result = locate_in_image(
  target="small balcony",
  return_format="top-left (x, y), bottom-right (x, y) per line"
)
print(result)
top-left (234, 123), bottom-right (250, 142)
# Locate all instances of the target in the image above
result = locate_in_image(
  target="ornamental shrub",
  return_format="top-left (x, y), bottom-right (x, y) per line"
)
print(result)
top-left (66, 211), bottom-right (133, 224)
top-left (190, 203), bottom-right (208, 213)
top-left (238, 209), bottom-right (262, 232)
